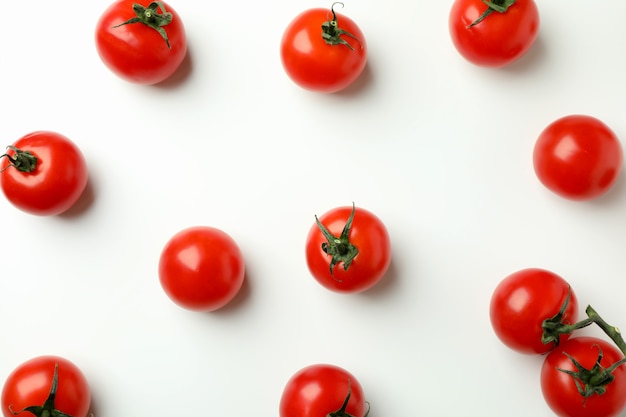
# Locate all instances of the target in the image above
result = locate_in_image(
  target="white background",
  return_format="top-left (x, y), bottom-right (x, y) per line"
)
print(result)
top-left (2, 0), bottom-right (626, 416)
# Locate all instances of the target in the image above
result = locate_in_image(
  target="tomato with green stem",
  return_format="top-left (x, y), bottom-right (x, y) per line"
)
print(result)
top-left (490, 268), bottom-right (579, 354)
top-left (541, 336), bottom-right (626, 417)
top-left (305, 204), bottom-right (391, 294)
top-left (449, 0), bottom-right (539, 67)
top-left (0, 131), bottom-right (88, 216)
top-left (533, 115), bottom-right (623, 201)
top-left (95, 0), bottom-right (187, 84)
top-left (1, 356), bottom-right (90, 417)
top-left (159, 226), bottom-right (245, 312)
top-left (280, 3), bottom-right (367, 93)
top-left (279, 364), bottom-right (369, 417)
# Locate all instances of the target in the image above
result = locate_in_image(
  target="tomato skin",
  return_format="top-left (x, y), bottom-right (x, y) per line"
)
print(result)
top-left (0, 131), bottom-right (88, 216)
top-left (305, 205), bottom-right (391, 294)
top-left (279, 364), bottom-right (367, 417)
top-left (541, 337), bottom-right (626, 417)
top-left (1, 356), bottom-right (90, 417)
top-left (449, 0), bottom-right (539, 67)
top-left (158, 226), bottom-right (245, 312)
top-left (490, 268), bottom-right (578, 355)
top-left (280, 7), bottom-right (367, 93)
top-left (95, 0), bottom-right (187, 84)
top-left (533, 115), bottom-right (623, 201)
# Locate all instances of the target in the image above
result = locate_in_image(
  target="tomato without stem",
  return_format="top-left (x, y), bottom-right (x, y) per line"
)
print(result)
top-left (541, 337), bottom-right (626, 417)
top-left (305, 204), bottom-right (391, 294)
top-left (159, 226), bottom-right (245, 312)
top-left (279, 364), bottom-right (369, 417)
top-left (533, 115), bottom-right (623, 201)
top-left (490, 268), bottom-right (579, 354)
top-left (1, 356), bottom-right (90, 417)
top-left (0, 131), bottom-right (88, 216)
top-left (95, 0), bottom-right (187, 84)
top-left (280, 3), bottom-right (367, 93)
top-left (449, 0), bottom-right (539, 67)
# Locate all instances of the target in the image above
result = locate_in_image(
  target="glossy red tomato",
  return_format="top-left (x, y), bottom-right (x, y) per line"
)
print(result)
top-left (490, 268), bottom-right (579, 354)
top-left (279, 364), bottom-right (369, 417)
top-left (449, 0), bottom-right (539, 67)
top-left (541, 337), bottom-right (626, 417)
top-left (95, 0), bottom-right (187, 84)
top-left (305, 204), bottom-right (391, 294)
top-left (1, 356), bottom-right (90, 417)
top-left (280, 3), bottom-right (367, 93)
top-left (533, 115), bottom-right (623, 201)
top-left (0, 131), bottom-right (88, 216)
top-left (159, 226), bottom-right (245, 312)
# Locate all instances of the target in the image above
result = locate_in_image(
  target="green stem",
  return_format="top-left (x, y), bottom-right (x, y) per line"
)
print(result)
top-left (112, 2), bottom-right (174, 49)
top-left (314, 203), bottom-right (359, 278)
top-left (326, 383), bottom-right (370, 417)
top-left (0, 146), bottom-right (38, 173)
top-left (468, 0), bottom-right (516, 28)
top-left (320, 2), bottom-right (361, 51)
top-left (586, 305), bottom-right (626, 356)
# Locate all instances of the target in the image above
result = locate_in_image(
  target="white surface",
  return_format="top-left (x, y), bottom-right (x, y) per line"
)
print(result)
top-left (2, 1), bottom-right (626, 416)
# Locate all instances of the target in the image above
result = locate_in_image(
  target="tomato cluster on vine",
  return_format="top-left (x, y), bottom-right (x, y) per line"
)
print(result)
top-left (490, 268), bottom-right (626, 417)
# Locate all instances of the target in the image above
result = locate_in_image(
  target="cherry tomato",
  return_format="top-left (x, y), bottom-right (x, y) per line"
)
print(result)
top-left (0, 131), bottom-right (88, 216)
top-left (1, 355), bottom-right (91, 417)
top-left (95, 0), bottom-right (187, 84)
top-left (541, 337), bottom-right (626, 417)
top-left (490, 268), bottom-right (579, 355)
top-left (280, 3), bottom-right (367, 93)
top-left (279, 364), bottom-right (369, 417)
top-left (159, 226), bottom-right (245, 312)
top-left (533, 115), bottom-right (623, 201)
top-left (305, 204), bottom-right (391, 294)
top-left (449, 0), bottom-right (539, 67)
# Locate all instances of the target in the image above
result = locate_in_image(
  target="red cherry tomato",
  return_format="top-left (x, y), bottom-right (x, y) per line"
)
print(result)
top-left (279, 364), bottom-right (369, 417)
top-left (280, 3), bottom-right (367, 93)
top-left (533, 115), bottom-right (623, 201)
top-left (490, 268), bottom-right (579, 354)
top-left (0, 131), bottom-right (88, 216)
top-left (158, 226), bottom-right (245, 312)
top-left (305, 204), bottom-right (391, 294)
top-left (1, 356), bottom-right (91, 417)
top-left (541, 337), bottom-right (626, 417)
top-left (449, 0), bottom-right (539, 67)
top-left (95, 0), bottom-right (187, 84)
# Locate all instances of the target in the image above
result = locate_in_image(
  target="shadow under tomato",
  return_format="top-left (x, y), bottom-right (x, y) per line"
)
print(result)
top-left (87, 393), bottom-right (100, 417)
top-left (358, 258), bottom-right (399, 299)
top-left (153, 47), bottom-right (194, 90)
top-left (499, 34), bottom-right (547, 74)
top-left (206, 271), bottom-right (252, 317)
top-left (332, 62), bottom-right (374, 98)
top-left (588, 169), bottom-right (626, 207)
top-left (58, 177), bottom-right (96, 220)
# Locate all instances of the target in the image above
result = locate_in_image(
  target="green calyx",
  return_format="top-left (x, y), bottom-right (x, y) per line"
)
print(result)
top-left (327, 384), bottom-right (370, 417)
top-left (315, 203), bottom-right (359, 278)
top-left (113, 2), bottom-right (174, 49)
top-left (0, 146), bottom-right (37, 173)
top-left (468, 0), bottom-right (516, 28)
top-left (557, 346), bottom-right (626, 403)
top-left (541, 287), bottom-right (575, 348)
top-left (9, 363), bottom-right (76, 417)
top-left (321, 2), bottom-right (361, 51)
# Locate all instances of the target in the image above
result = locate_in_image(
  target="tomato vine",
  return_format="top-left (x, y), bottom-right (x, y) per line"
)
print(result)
top-left (540, 291), bottom-right (626, 400)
